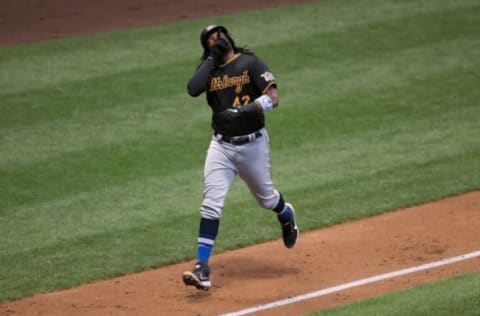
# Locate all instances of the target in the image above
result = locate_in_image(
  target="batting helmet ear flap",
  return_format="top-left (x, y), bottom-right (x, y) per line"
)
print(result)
top-left (200, 25), bottom-right (236, 60)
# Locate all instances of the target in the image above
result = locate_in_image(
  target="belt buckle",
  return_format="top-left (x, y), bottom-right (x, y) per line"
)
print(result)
top-left (231, 135), bottom-right (247, 145)
top-left (216, 131), bottom-right (260, 145)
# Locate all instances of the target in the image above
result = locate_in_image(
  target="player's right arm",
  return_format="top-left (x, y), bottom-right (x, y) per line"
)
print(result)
top-left (187, 57), bottom-right (215, 97)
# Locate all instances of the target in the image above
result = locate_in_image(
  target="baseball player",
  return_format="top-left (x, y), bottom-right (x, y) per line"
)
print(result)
top-left (182, 25), bottom-right (298, 291)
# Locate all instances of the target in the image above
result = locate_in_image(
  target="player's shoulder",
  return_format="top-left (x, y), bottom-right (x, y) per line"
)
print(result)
top-left (233, 53), bottom-right (255, 64)
top-left (238, 52), bottom-right (256, 59)
top-left (236, 53), bottom-right (268, 68)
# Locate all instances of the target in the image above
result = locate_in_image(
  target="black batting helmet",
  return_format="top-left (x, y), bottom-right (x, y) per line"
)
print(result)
top-left (200, 25), bottom-right (236, 60)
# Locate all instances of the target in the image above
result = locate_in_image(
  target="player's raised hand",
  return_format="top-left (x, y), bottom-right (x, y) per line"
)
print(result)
top-left (210, 38), bottom-right (230, 64)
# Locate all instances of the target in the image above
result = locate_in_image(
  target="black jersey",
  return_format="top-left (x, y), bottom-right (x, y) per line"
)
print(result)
top-left (207, 54), bottom-right (277, 136)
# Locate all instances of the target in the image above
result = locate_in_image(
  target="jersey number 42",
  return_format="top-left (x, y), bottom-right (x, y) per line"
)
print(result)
top-left (233, 95), bottom-right (251, 107)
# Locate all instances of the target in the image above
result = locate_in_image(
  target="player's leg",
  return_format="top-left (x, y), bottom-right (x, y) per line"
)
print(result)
top-left (183, 139), bottom-right (236, 290)
top-left (236, 129), bottom-right (298, 248)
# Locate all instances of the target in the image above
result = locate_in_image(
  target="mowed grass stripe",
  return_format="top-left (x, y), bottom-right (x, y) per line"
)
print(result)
top-left (281, 147), bottom-right (479, 232)
top-left (1, 167), bottom-right (204, 254)
top-left (276, 37), bottom-right (479, 114)
top-left (0, 60), bottom-right (194, 128)
top-left (269, 4), bottom-right (480, 74)
top-left (0, 133), bottom-right (207, 208)
top-left (0, 24), bottom-right (200, 94)
top-left (0, 93), bottom-right (207, 167)
top-left (314, 272), bottom-right (480, 316)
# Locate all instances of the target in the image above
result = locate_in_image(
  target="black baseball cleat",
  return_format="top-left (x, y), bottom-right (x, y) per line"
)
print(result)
top-left (280, 203), bottom-right (299, 248)
top-left (182, 261), bottom-right (211, 290)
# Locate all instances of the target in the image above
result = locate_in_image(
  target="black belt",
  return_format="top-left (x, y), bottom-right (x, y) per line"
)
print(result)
top-left (215, 131), bottom-right (262, 145)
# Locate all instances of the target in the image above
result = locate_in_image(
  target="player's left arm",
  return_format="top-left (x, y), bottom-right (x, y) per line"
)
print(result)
top-left (252, 59), bottom-right (278, 112)
top-left (252, 82), bottom-right (277, 113)
top-left (264, 85), bottom-right (279, 108)
top-left (218, 59), bottom-right (277, 119)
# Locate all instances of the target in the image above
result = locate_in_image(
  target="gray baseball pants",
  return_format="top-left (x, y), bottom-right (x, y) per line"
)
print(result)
top-left (200, 128), bottom-right (281, 219)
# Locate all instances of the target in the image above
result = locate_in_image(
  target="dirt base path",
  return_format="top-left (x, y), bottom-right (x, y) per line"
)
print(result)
top-left (1, 1), bottom-right (480, 315)
top-left (0, 0), bottom-right (317, 46)
top-left (1, 191), bottom-right (479, 315)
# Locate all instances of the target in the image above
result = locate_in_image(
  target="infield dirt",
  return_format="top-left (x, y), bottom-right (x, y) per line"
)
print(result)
top-left (1, 1), bottom-right (479, 315)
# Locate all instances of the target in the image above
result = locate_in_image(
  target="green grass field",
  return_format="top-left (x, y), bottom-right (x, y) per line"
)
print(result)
top-left (1, 0), bottom-right (479, 311)
top-left (310, 272), bottom-right (480, 316)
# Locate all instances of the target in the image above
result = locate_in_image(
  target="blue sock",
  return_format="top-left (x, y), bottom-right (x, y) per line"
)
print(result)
top-left (197, 218), bottom-right (219, 263)
top-left (273, 193), bottom-right (291, 223)
top-left (277, 206), bottom-right (291, 223)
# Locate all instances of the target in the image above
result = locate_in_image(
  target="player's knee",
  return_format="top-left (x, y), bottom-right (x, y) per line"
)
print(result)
top-left (257, 196), bottom-right (280, 210)
top-left (254, 190), bottom-right (282, 210)
top-left (200, 203), bottom-right (222, 219)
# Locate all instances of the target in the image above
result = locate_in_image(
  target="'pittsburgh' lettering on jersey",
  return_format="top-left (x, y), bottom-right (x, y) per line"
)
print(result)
top-left (209, 70), bottom-right (250, 94)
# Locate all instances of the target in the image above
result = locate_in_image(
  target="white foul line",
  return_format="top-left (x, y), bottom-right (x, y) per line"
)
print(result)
top-left (220, 250), bottom-right (480, 316)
